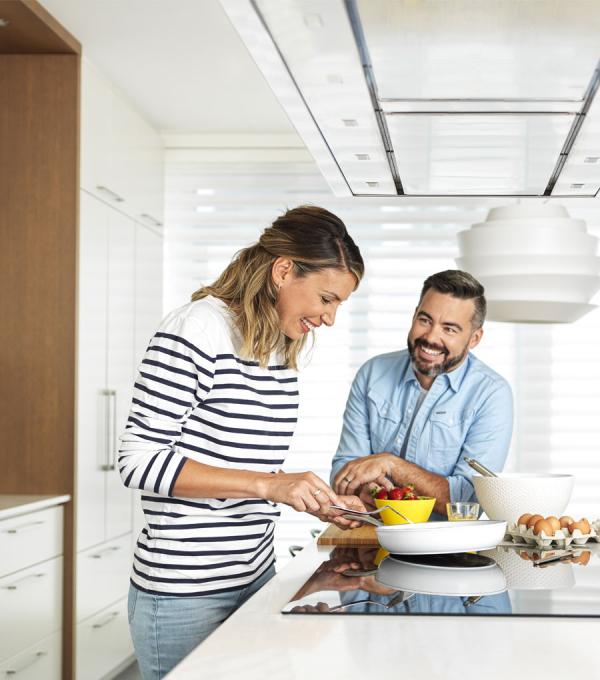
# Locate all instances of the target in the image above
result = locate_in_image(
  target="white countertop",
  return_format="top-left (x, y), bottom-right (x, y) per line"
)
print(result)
top-left (0, 494), bottom-right (71, 521)
top-left (167, 540), bottom-right (600, 680)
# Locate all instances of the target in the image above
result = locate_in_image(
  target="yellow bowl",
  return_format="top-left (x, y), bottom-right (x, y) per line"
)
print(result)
top-left (374, 496), bottom-right (436, 525)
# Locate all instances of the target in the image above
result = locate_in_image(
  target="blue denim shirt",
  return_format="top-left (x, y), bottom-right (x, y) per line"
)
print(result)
top-left (331, 349), bottom-right (513, 519)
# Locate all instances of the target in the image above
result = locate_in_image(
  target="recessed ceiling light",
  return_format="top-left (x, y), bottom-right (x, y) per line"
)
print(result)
top-left (343, 119), bottom-right (358, 127)
top-left (303, 13), bottom-right (323, 28)
top-left (355, 154), bottom-right (370, 161)
top-left (584, 156), bottom-right (600, 164)
top-left (570, 183), bottom-right (585, 189)
top-left (196, 206), bottom-right (216, 213)
top-left (196, 188), bottom-right (215, 196)
top-left (366, 181), bottom-right (379, 187)
top-left (0, 18), bottom-right (10, 27)
top-left (327, 74), bottom-right (343, 84)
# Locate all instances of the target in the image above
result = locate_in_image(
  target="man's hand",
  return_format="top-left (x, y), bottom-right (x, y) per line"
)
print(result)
top-left (333, 453), bottom-right (395, 496)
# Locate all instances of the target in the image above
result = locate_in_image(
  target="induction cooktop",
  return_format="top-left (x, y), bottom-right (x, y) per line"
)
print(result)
top-left (281, 544), bottom-right (600, 617)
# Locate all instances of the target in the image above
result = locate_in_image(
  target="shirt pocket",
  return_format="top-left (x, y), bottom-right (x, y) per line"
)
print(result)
top-left (368, 396), bottom-right (400, 453)
top-left (427, 410), bottom-right (472, 475)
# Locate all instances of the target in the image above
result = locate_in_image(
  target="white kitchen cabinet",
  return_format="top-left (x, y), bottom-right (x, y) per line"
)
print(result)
top-left (0, 501), bottom-right (66, 677)
top-left (80, 59), bottom-right (164, 227)
top-left (77, 193), bottom-right (134, 551)
top-left (76, 598), bottom-right (133, 680)
top-left (76, 534), bottom-right (131, 623)
top-left (0, 632), bottom-right (61, 680)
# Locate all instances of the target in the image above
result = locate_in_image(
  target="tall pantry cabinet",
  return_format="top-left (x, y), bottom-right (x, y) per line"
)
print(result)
top-left (76, 60), bottom-right (164, 679)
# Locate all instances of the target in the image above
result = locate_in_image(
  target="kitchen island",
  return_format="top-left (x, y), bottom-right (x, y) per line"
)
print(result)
top-left (166, 538), bottom-right (600, 680)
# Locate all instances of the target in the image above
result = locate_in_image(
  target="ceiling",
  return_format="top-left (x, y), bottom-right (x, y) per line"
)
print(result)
top-left (36, 0), bottom-right (298, 134)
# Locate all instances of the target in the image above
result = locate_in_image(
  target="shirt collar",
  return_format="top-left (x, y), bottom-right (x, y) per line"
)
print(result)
top-left (401, 351), bottom-right (472, 393)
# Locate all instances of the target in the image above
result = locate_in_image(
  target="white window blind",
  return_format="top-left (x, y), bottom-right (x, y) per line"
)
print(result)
top-left (164, 151), bottom-right (600, 568)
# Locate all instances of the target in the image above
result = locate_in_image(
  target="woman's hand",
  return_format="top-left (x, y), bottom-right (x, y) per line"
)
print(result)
top-left (311, 494), bottom-right (368, 529)
top-left (261, 471), bottom-right (339, 515)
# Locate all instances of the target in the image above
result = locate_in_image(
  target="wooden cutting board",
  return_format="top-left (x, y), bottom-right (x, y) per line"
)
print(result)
top-left (317, 523), bottom-right (378, 546)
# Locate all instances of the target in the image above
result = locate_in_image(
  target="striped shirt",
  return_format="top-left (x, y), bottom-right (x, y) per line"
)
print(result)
top-left (119, 296), bottom-right (298, 596)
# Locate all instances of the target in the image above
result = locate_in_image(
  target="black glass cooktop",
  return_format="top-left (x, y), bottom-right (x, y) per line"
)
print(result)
top-left (282, 544), bottom-right (600, 617)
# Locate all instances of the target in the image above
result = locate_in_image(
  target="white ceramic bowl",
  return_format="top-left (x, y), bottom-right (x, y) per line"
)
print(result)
top-left (473, 473), bottom-right (575, 524)
top-left (455, 255), bottom-right (600, 277)
top-left (487, 204), bottom-right (569, 221)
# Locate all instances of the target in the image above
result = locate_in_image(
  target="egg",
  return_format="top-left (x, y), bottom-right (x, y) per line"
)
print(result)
top-left (527, 514), bottom-right (544, 529)
top-left (533, 518), bottom-right (554, 537)
top-left (517, 513), bottom-right (532, 527)
top-left (546, 516), bottom-right (561, 533)
top-left (572, 551), bottom-right (591, 566)
top-left (559, 515), bottom-right (574, 528)
top-left (568, 518), bottom-right (591, 535)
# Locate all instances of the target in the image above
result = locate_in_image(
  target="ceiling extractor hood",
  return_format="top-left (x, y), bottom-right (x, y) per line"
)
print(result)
top-left (220, 0), bottom-right (600, 198)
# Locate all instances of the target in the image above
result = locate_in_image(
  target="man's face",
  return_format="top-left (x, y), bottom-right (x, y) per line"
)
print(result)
top-left (407, 289), bottom-right (483, 379)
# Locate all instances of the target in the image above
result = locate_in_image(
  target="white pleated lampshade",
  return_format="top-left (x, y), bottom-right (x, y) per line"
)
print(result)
top-left (455, 204), bottom-right (600, 323)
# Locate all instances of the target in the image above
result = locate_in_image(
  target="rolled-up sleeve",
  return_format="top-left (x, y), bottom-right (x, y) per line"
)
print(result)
top-left (118, 314), bottom-right (215, 497)
top-left (330, 362), bottom-right (374, 484)
top-left (448, 379), bottom-right (513, 502)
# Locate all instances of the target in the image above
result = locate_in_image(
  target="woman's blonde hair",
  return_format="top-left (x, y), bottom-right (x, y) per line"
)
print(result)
top-left (191, 205), bottom-right (364, 369)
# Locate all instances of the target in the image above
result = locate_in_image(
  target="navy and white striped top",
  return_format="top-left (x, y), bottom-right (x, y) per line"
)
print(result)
top-left (119, 296), bottom-right (298, 596)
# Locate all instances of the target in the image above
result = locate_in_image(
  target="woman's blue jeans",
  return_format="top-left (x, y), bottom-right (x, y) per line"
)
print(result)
top-left (128, 566), bottom-right (275, 680)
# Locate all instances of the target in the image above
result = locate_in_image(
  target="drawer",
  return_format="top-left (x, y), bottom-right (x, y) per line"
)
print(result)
top-left (0, 557), bottom-right (62, 662)
top-left (0, 631), bottom-right (61, 680)
top-left (0, 506), bottom-right (63, 578)
top-left (77, 533), bottom-right (131, 622)
top-left (76, 597), bottom-right (134, 680)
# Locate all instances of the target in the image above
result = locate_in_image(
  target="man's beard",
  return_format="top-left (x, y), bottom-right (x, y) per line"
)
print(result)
top-left (407, 336), bottom-right (469, 378)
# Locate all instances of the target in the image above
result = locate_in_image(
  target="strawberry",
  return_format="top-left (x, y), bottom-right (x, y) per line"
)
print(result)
top-left (375, 488), bottom-right (388, 500)
top-left (388, 487), bottom-right (404, 501)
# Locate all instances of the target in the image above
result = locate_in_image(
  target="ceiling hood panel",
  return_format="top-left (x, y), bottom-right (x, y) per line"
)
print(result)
top-left (358, 0), bottom-right (600, 102)
top-left (221, 0), bottom-right (600, 197)
top-left (387, 113), bottom-right (574, 195)
top-left (253, 0), bottom-right (396, 195)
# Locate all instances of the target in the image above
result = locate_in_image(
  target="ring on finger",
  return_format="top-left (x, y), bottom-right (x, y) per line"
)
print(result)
top-left (343, 476), bottom-right (352, 483)
top-left (313, 489), bottom-right (322, 497)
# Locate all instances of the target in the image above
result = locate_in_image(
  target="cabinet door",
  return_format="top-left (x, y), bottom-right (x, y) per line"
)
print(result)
top-left (131, 225), bottom-right (164, 537)
top-left (77, 191), bottom-right (109, 551)
top-left (105, 209), bottom-right (135, 540)
top-left (80, 61), bottom-right (112, 199)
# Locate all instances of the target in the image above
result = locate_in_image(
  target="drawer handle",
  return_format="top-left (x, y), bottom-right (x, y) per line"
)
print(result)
top-left (139, 213), bottom-right (163, 227)
top-left (90, 545), bottom-right (120, 559)
top-left (96, 185), bottom-right (124, 203)
top-left (92, 611), bottom-right (119, 629)
top-left (2, 572), bottom-right (46, 591)
top-left (4, 520), bottom-right (45, 534)
top-left (5, 651), bottom-right (47, 675)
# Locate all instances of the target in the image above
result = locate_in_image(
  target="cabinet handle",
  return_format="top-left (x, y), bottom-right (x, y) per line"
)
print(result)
top-left (139, 213), bottom-right (163, 227)
top-left (92, 611), bottom-right (119, 629)
top-left (96, 185), bottom-right (124, 203)
top-left (2, 572), bottom-right (46, 591)
top-left (288, 545), bottom-right (303, 557)
top-left (101, 389), bottom-right (117, 471)
top-left (5, 651), bottom-right (47, 675)
top-left (90, 545), bottom-right (120, 559)
top-left (4, 520), bottom-right (45, 534)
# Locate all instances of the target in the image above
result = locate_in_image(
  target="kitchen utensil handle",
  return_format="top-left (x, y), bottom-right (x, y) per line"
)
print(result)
top-left (342, 513), bottom-right (381, 527)
top-left (532, 551), bottom-right (574, 566)
top-left (464, 456), bottom-right (498, 477)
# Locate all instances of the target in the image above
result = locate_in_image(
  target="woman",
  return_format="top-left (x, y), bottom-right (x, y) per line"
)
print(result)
top-left (119, 205), bottom-right (366, 679)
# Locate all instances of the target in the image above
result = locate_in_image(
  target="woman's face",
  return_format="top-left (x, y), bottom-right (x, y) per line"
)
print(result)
top-left (273, 259), bottom-right (358, 340)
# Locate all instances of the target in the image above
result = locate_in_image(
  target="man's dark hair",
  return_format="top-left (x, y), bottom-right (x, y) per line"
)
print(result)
top-left (419, 270), bottom-right (486, 329)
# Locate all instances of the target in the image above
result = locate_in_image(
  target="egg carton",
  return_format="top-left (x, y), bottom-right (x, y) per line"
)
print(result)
top-left (505, 523), bottom-right (598, 549)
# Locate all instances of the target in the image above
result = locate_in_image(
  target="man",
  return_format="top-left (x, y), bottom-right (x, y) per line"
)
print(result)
top-left (331, 270), bottom-right (513, 519)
